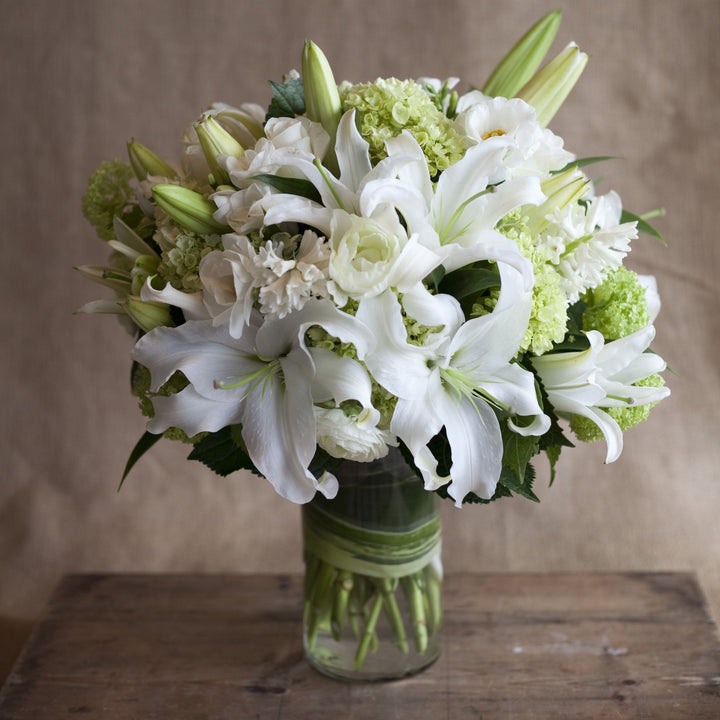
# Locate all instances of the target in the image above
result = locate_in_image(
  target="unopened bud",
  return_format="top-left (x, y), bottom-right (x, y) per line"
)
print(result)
top-left (151, 184), bottom-right (229, 236)
top-left (127, 139), bottom-right (177, 181)
top-left (517, 42), bottom-right (588, 127)
top-left (482, 10), bottom-right (562, 99)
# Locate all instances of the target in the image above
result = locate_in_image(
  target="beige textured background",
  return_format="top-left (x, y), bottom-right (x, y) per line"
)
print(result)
top-left (2, 0), bottom-right (719, 681)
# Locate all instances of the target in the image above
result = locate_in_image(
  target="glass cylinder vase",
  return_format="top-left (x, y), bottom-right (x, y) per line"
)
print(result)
top-left (301, 448), bottom-right (442, 681)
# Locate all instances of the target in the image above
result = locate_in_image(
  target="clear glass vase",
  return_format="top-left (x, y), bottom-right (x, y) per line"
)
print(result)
top-left (301, 448), bottom-right (442, 681)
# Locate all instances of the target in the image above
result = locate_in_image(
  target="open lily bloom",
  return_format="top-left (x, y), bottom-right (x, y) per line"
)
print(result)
top-left (361, 131), bottom-right (544, 283)
top-left (131, 299), bottom-right (375, 503)
top-left (357, 262), bottom-right (550, 506)
top-left (531, 327), bottom-right (670, 462)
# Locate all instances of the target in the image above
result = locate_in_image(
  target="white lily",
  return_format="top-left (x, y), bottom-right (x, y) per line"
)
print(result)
top-left (356, 262), bottom-right (550, 506)
top-left (365, 131), bottom-right (545, 281)
top-left (131, 299), bottom-right (375, 503)
top-left (531, 327), bottom-right (670, 462)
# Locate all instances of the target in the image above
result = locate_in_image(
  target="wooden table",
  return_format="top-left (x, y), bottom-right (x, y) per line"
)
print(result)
top-left (1, 573), bottom-right (719, 718)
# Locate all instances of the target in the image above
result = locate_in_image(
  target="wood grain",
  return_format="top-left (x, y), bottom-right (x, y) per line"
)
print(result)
top-left (1, 573), bottom-right (719, 718)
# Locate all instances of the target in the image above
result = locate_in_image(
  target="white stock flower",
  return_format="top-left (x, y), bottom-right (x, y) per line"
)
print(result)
top-left (198, 230), bottom-right (332, 337)
top-left (541, 190), bottom-right (638, 302)
top-left (256, 230), bottom-right (331, 318)
top-left (199, 234), bottom-right (259, 338)
top-left (454, 92), bottom-right (574, 181)
top-left (131, 299), bottom-right (375, 504)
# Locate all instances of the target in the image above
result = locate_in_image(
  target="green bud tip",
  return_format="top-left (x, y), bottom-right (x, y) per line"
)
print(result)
top-left (127, 139), bottom-right (177, 181)
top-left (194, 115), bottom-right (244, 186)
top-left (151, 184), bottom-right (229, 236)
top-left (483, 9), bottom-right (563, 99)
top-left (517, 41), bottom-right (589, 127)
top-left (302, 40), bottom-right (342, 174)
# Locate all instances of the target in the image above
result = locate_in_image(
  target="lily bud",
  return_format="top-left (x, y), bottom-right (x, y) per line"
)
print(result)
top-left (302, 40), bottom-right (342, 174)
top-left (151, 184), bottom-right (229, 236)
top-left (482, 10), bottom-right (562, 99)
top-left (74, 265), bottom-right (131, 294)
top-left (127, 139), bottom-right (177, 181)
top-left (213, 107), bottom-right (265, 145)
top-left (517, 42), bottom-right (589, 128)
top-left (194, 115), bottom-right (245, 186)
top-left (526, 168), bottom-right (589, 235)
top-left (125, 297), bottom-right (173, 332)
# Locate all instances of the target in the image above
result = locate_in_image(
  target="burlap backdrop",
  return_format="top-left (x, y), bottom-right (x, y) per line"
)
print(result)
top-left (2, 0), bottom-right (718, 679)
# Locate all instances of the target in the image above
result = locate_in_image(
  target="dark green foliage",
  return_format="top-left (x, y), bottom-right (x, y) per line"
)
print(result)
top-left (266, 77), bottom-right (306, 120)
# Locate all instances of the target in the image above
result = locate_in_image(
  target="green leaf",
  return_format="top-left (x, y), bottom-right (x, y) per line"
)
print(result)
top-left (266, 77), bottom-right (306, 121)
top-left (501, 423), bottom-right (539, 481)
top-left (544, 444), bottom-right (562, 486)
top-left (187, 425), bottom-right (261, 477)
top-left (498, 462), bottom-right (539, 502)
top-left (119, 431), bottom-right (162, 490)
top-left (621, 209), bottom-right (667, 246)
top-left (438, 265), bottom-right (500, 300)
top-left (252, 174), bottom-right (322, 203)
top-left (554, 156), bottom-right (617, 174)
top-left (535, 373), bottom-right (574, 486)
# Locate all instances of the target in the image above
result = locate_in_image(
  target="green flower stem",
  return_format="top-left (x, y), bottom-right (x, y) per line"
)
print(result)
top-left (354, 592), bottom-right (384, 671)
top-left (402, 574), bottom-right (428, 654)
top-left (378, 578), bottom-right (409, 654)
top-left (306, 560), bottom-right (335, 651)
top-left (424, 566), bottom-right (442, 636)
top-left (331, 570), bottom-right (353, 640)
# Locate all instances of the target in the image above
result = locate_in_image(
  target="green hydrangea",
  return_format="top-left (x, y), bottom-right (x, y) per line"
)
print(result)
top-left (81, 160), bottom-right (136, 241)
top-left (473, 212), bottom-right (568, 355)
top-left (157, 232), bottom-right (222, 292)
top-left (569, 374), bottom-right (666, 442)
top-left (341, 78), bottom-right (465, 176)
top-left (582, 266), bottom-right (650, 340)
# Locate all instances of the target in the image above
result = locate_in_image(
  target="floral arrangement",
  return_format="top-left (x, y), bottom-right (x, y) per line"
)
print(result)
top-left (78, 11), bottom-right (670, 510)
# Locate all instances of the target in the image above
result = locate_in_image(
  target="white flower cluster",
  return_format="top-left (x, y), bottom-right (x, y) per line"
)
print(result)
top-left (80, 46), bottom-right (669, 508)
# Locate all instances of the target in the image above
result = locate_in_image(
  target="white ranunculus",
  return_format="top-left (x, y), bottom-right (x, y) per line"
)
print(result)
top-left (327, 210), bottom-right (403, 305)
top-left (315, 407), bottom-right (394, 462)
top-left (264, 116), bottom-right (330, 157)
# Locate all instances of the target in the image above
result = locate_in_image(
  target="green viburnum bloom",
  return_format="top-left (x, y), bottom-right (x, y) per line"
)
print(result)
top-left (157, 232), bottom-right (223, 292)
top-left (341, 78), bottom-right (465, 176)
top-left (581, 266), bottom-right (650, 340)
top-left (81, 160), bottom-right (136, 240)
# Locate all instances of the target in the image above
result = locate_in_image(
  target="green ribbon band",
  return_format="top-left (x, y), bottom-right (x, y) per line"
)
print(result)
top-left (302, 501), bottom-right (442, 579)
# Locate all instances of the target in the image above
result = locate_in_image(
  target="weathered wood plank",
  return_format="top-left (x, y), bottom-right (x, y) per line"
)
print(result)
top-left (1, 573), bottom-right (719, 719)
